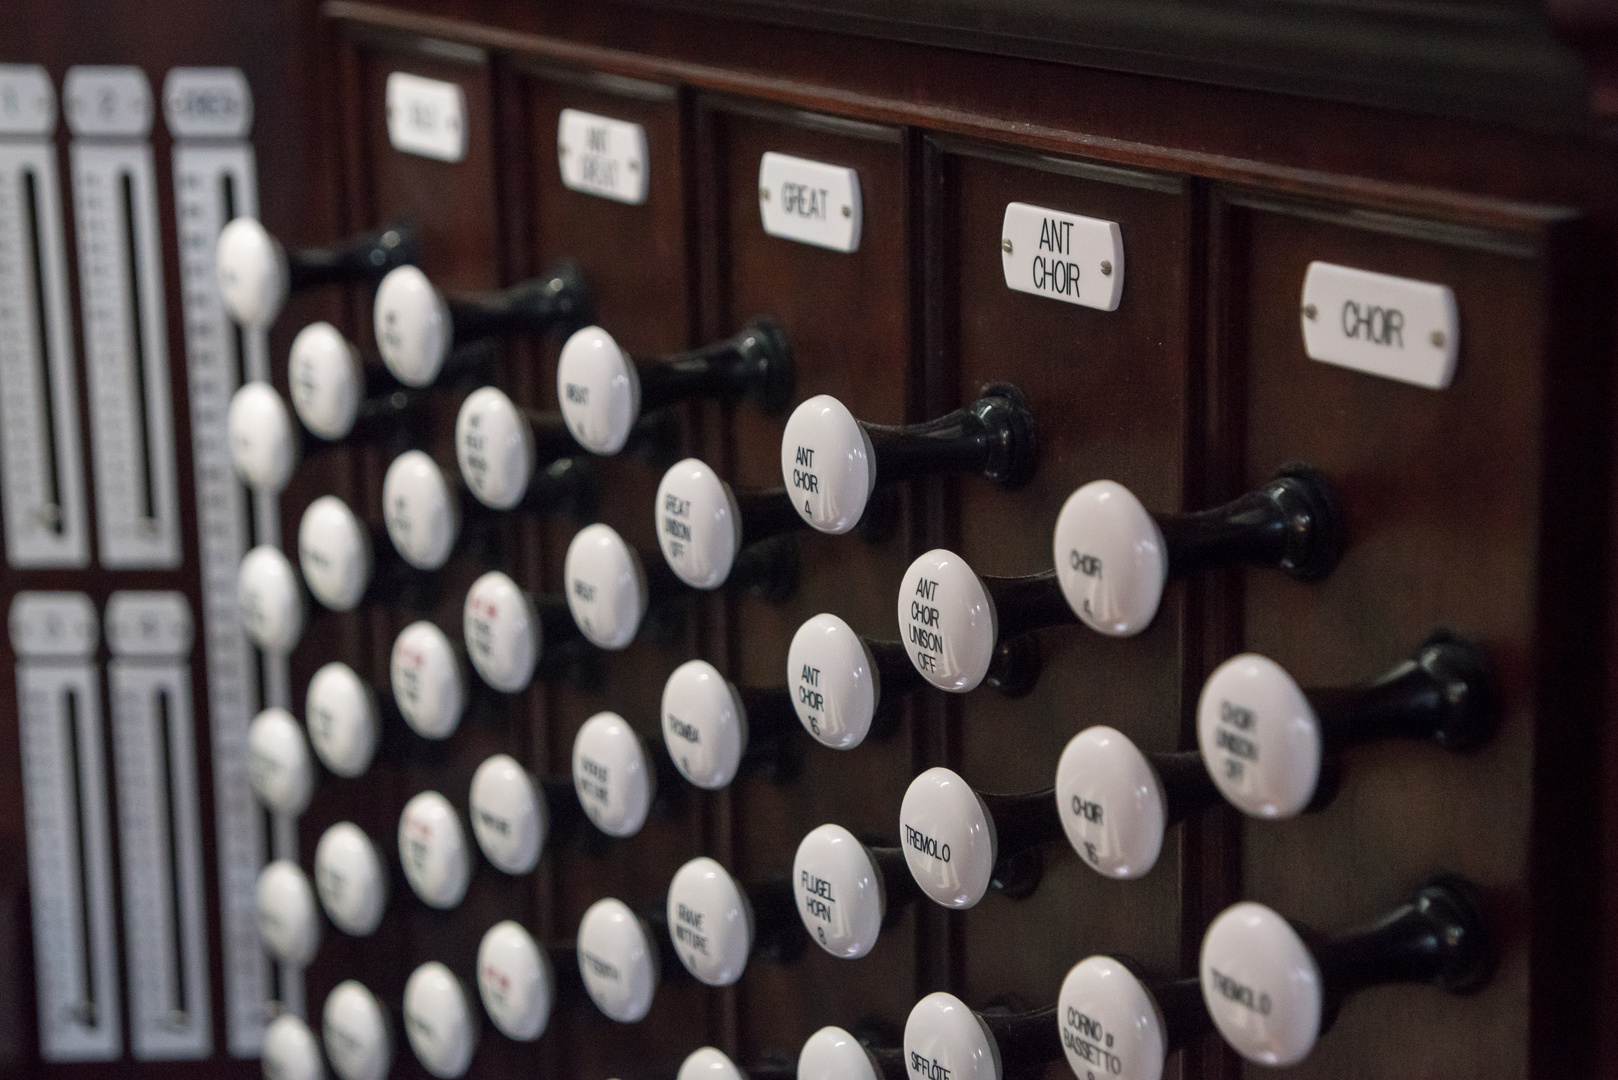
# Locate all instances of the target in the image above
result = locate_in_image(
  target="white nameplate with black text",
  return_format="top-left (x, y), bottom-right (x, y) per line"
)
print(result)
top-left (1300, 261), bottom-right (1457, 389)
top-left (1000, 202), bottom-right (1123, 311)
top-left (385, 72), bottom-right (466, 163)
top-left (558, 109), bottom-right (648, 204)
top-left (758, 152), bottom-right (861, 253)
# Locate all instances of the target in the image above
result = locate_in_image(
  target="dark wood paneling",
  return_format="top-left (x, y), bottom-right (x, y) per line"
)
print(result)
top-left (703, 99), bottom-right (919, 1061)
top-left (941, 146), bottom-right (1194, 1056)
top-left (1228, 194), bottom-right (1562, 1079)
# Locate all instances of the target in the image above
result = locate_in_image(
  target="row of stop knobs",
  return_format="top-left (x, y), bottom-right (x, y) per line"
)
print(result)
top-left (219, 220), bottom-right (1499, 1080)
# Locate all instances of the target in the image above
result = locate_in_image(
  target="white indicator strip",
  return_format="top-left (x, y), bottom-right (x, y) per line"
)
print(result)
top-left (0, 138), bottom-right (90, 567)
top-left (70, 138), bottom-right (182, 567)
top-left (11, 592), bottom-right (121, 1061)
top-left (172, 138), bottom-right (282, 1054)
top-left (108, 592), bottom-right (211, 1059)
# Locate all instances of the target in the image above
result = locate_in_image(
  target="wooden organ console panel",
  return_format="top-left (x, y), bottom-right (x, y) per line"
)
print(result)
top-left (2, 3), bottom-right (1617, 1080)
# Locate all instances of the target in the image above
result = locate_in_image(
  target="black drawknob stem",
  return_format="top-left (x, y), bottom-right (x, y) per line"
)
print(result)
top-left (979, 788), bottom-right (1067, 900)
top-left (867, 1046), bottom-right (909, 1080)
top-left (520, 457), bottom-right (599, 521)
top-left (539, 776), bottom-right (588, 836)
top-left (981, 568), bottom-right (1077, 645)
top-left (728, 533), bottom-right (801, 603)
top-left (747, 876), bottom-right (808, 964)
top-left (287, 219), bottom-right (418, 290)
top-left (639, 318), bottom-right (794, 414)
top-left (1313, 876), bottom-right (1494, 1005)
top-left (737, 488), bottom-right (812, 546)
top-left (446, 259), bottom-right (592, 340)
top-left (543, 944), bottom-right (587, 999)
top-left (864, 843), bottom-right (924, 928)
top-left (979, 1002), bottom-right (1062, 1080)
top-left (1150, 750), bottom-right (1224, 825)
top-left (1311, 631), bottom-right (1498, 754)
top-left (867, 638), bottom-right (925, 739)
top-left (736, 685), bottom-right (804, 784)
top-left (1151, 977), bottom-right (1214, 1053)
top-left (639, 902), bottom-right (695, 986)
top-left (866, 383), bottom-right (1039, 491)
top-left (1159, 463), bottom-right (1343, 582)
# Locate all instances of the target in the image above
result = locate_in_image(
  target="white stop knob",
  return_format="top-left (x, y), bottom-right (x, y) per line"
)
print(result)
top-left (571, 712), bottom-right (654, 839)
top-left (288, 321), bottom-right (364, 440)
top-left (216, 216), bottom-right (288, 331)
top-left (398, 791), bottom-right (471, 910)
top-left (229, 382), bottom-right (298, 493)
top-left (374, 264), bottom-right (451, 387)
top-left (557, 325), bottom-right (640, 455)
top-left (390, 621), bottom-right (465, 739)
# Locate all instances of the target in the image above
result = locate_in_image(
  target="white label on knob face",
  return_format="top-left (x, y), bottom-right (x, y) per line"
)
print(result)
top-left (1059, 956), bottom-right (1167, 1080)
top-left (656, 458), bottom-right (741, 589)
top-left (298, 495), bottom-right (373, 612)
top-left (375, 264), bottom-right (451, 387)
top-left (314, 822), bottom-right (387, 936)
top-left (1197, 653), bottom-right (1320, 820)
top-left (572, 712), bottom-right (654, 839)
top-left (215, 217), bottom-right (287, 331)
top-left (667, 856), bottom-right (753, 987)
top-left (576, 897), bottom-right (659, 1023)
top-left (1055, 726), bottom-right (1167, 880)
top-left (1301, 262), bottom-right (1457, 390)
top-left (679, 1047), bottom-right (746, 1080)
top-left (788, 613), bottom-right (879, 749)
top-left (255, 859), bottom-right (320, 966)
top-left (799, 1027), bottom-right (881, 1080)
top-left (386, 72), bottom-right (468, 163)
top-left (1000, 202), bottom-right (1124, 312)
top-left (758, 152), bottom-right (862, 253)
top-left (661, 660), bottom-right (747, 790)
top-left (229, 382), bottom-right (297, 492)
top-left (478, 921), bottom-right (553, 1041)
top-left (900, 767), bottom-right (996, 909)
top-left (469, 754), bottom-right (546, 874)
top-left (307, 661), bottom-right (380, 778)
top-left (455, 387), bottom-right (534, 510)
top-left (565, 523), bottom-right (648, 650)
top-left (557, 109), bottom-right (649, 205)
top-left (904, 992), bottom-right (1002, 1080)
top-left (398, 791), bottom-right (471, 909)
top-left (780, 395), bottom-right (873, 534)
top-left (248, 707), bottom-right (314, 814)
top-left (1052, 480), bottom-right (1167, 638)
top-left (323, 981), bottom-right (390, 1080)
top-left (289, 322), bottom-right (364, 439)
top-left (557, 326), bottom-right (640, 456)
top-left (263, 1014), bottom-right (325, 1080)
top-left (384, 450), bottom-right (462, 569)
top-left (391, 621), bottom-right (465, 739)
top-left (463, 571), bottom-right (539, 693)
top-left (238, 545), bottom-right (304, 653)
top-left (403, 961), bottom-right (476, 1079)
top-left (793, 824), bottom-right (884, 960)
top-left (1199, 902), bottom-right (1322, 1067)
top-left (898, 549), bottom-right (998, 693)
